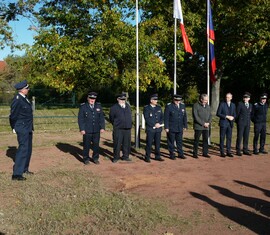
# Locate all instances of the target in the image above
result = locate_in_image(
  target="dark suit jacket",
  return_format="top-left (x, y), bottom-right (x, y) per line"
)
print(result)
top-left (143, 104), bottom-right (163, 133)
top-left (9, 93), bottom-right (33, 133)
top-left (216, 101), bottom-right (236, 128)
top-left (236, 101), bottom-right (252, 126)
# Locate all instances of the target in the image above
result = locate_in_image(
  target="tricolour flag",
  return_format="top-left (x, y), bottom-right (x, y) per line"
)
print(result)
top-left (173, 0), bottom-right (193, 54)
top-left (208, 0), bottom-right (217, 83)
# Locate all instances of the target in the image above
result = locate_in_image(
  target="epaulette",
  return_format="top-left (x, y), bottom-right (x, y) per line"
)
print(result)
top-left (144, 105), bottom-right (148, 107)
top-left (254, 103), bottom-right (258, 106)
top-left (80, 102), bottom-right (86, 106)
top-left (166, 103), bottom-right (171, 105)
top-left (16, 95), bottom-right (19, 99)
top-left (96, 102), bottom-right (101, 105)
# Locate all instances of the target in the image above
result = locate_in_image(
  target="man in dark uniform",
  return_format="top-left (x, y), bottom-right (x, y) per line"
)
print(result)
top-left (251, 93), bottom-right (268, 155)
top-left (236, 92), bottom-right (253, 156)
top-left (9, 80), bottom-right (33, 181)
top-left (164, 94), bottom-right (187, 160)
top-left (143, 94), bottom-right (164, 163)
top-left (192, 94), bottom-right (212, 158)
top-left (109, 93), bottom-right (132, 163)
top-left (78, 92), bottom-right (105, 165)
top-left (216, 93), bottom-right (236, 157)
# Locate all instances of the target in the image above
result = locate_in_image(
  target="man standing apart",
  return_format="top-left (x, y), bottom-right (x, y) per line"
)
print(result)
top-left (236, 92), bottom-right (253, 156)
top-left (192, 94), bottom-right (212, 158)
top-left (78, 92), bottom-right (105, 165)
top-left (109, 93), bottom-right (132, 163)
top-left (143, 94), bottom-right (164, 163)
top-left (216, 93), bottom-right (236, 157)
top-left (164, 94), bottom-right (187, 160)
top-left (9, 80), bottom-right (33, 181)
top-left (252, 93), bottom-right (268, 155)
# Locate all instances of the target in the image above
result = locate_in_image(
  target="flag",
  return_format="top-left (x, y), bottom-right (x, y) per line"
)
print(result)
top-left (173, 0), bottom-right (193, 54)
top-left (208, 0), bottom-right (217, 83)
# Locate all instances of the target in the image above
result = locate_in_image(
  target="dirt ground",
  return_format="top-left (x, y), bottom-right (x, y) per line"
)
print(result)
top-left (1, 130), bottom-right (270, 234)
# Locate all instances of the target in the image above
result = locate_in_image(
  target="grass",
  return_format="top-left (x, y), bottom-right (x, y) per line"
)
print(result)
top-left (0, 170), bottom-right (198, 234)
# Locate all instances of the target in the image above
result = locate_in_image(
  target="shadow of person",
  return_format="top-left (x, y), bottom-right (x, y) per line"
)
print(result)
top-left (99, 146), bottom-right (113, 161)
top-left (55, 142), bottom-right (84, 163)
top-left (234, 180), bottom-right (270, 197)
top-left (190, 192), bottom-right (270, 234)
top-left (6, 146), bottom-right (17, 162)
top-left (210, 185), bottom-right (270, 217)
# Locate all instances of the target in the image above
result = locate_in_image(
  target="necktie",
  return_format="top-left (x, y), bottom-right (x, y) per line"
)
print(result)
top-left (90, 105), bottom-right (94, 109)
top-left (25, 97), bottom-right (30, 103)
top-left (245, 103), bottom-right (249, 108)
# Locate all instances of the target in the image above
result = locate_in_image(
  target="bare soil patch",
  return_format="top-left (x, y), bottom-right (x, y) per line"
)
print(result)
top-left (1, 130), bottom-right (270, 234)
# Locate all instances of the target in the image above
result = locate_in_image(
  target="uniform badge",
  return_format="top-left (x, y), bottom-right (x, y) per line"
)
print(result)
top-left (96, 108), bottom-right (100, 111)
top-left (150, 113), bottom-right (152, 117)
top-left (182, 109), bottom-right (185, 112)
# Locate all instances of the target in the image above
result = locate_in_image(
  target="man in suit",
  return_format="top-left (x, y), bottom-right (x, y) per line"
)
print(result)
top-left (143, 94), bottom-right (164, 163)
top-left (216, 93), bottom-right (236, 157)
top-left (192, 94), bottom-right (212, 158)
top-left (251, 93), bottom-right (268, 155)
top-left (236, 92), bottom-right (253, 156)
top-left (109, 93), bottom-right (132, 163)
top-left (78, 92), bottom-right (105, 165)
top-left (9, 80), bottom-right (33, 181)
top-left (164, 94), bottom-right (187, 160)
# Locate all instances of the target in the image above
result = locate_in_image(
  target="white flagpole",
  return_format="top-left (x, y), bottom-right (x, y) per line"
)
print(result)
top-left (135, 0), bottom-right (140, 148)
top-left (174, 18), bottom-right (177, 94)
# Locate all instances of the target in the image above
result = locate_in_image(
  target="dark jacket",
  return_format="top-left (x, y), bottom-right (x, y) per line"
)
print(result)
top-left (164, 102), bottom-right (187, 132)
top-left (109, 103), bottom-right (132, 129)
top-left (192, 101), bottom-right (212, 130)
top-left (216, 101), bottom-right (236, 128)
top-left (9, 93), bottom-right (33, 133)
top-left (236, 101), bottom-right (252, 126)
top-left (251, 102), bottom-right (268, 124)
top-left (78, 102), bottom-right (105, 133)
top-left (143, 104), bottom-right (163, 133)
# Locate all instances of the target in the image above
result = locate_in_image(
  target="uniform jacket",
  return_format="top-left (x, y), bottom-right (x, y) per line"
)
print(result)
top-left (109, 103), bottom-right (132, 129)
top-left (236, 101), bottom-right (252, 126)
top-left (9, 93), bottom-right (33, 133)
top-left (192, 101), bottom-right (212, 130)
top-left (164, 102), bottom-right (187, 132)
top-left (78, 102), bottom-right (105, 133)
top-left (143, 104), bottom-right (163, 133)
top-left (216, 101), bottom-right (236, 128)
top-left (251, 102), bottom-right (268, 124)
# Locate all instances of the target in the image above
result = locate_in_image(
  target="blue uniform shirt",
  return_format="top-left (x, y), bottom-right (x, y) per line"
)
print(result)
top-left (143, 104), bottom-right (163, 132)
top-left (252, 102), bottom-right (268, 124)
top-left (78, 102), bottom-right (105, 133)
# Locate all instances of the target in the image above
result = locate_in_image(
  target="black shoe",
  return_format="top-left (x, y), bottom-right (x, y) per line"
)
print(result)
top-left (259, 150), bottom-right (268, 154)
top-left (220, 153), bottom-right (226, 158)
top-left (178, 155), bottom-right (187, 159)
top-left (155, 157), bottom-right (165, 161)
top-left (203, 154), bottom-right (211, 158)
top-left (84, 160), bottom-right (90, 165)
top-left (112, 158), bottom-right (119, 163)
top-left (12, 175), bottom-right (26, 181)
top-left (145, 158), bottom-right (151, 163)
top-left (93, 160), bottom-right (100, 165)
top-left (24, 170), bottom-right (34, 175)
top-left (253, 151), bottom-right (259, 155)
top-left (193, 154), bottom-right (198, 159)
top-left (170, 156), bottom-right (176, 160)
top-left (236, 152), bottom-right (242, 156)
top-left (123, 157), bottom-right (132, 162)
top-left (227, 153), bottom-right (234, 157)
top-left (243, 151), bottom-right (252, 156)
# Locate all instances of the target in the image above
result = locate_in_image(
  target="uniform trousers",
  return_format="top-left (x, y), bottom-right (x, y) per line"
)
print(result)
top-left (236, 124), bottom-right (250, 152)
top-left (193, 130), bottom-right (209, 156)
top-left (253, 123), bottom-right (266, 152)
top-left (113, 128), bottom-right (131, 160)
top-left (145, 131), bottom-right (161, 159)
top-left (83, 132), bottom-right (100, 161)
top-left (219, 125), bottom-right (233, 154)
top-left (14, 132), bottom-right (33, 176)
top-left (167, 131), bottom-right (183, 157)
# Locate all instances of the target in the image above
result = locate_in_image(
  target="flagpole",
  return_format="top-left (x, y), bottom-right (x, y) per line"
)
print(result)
top-left (207, 0), bottom-right (210, 105)
top-left (174, 18), bottom-right (177, 94)
top-left (135, 0), bottom-right (140, 148)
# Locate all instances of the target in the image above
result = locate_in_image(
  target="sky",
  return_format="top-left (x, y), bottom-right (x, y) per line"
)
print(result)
top-left (0, 16), bottom-right (37, 61)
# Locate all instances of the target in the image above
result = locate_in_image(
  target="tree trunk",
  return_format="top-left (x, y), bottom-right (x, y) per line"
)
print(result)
top-left (211, 79), bottom-right (220, 115)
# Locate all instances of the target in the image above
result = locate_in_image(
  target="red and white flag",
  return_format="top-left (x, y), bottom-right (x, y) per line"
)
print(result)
top-left (173, 0), bottom-right (193, 54)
